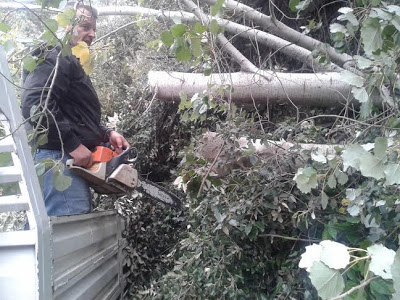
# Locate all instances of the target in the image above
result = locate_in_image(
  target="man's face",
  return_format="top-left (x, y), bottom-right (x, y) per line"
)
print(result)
top-left (70, 8), bottom-right (96, 46)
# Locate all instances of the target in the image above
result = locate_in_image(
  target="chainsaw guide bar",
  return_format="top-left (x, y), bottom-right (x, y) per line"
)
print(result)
top-left (66, 147), bottom-right (182, 208)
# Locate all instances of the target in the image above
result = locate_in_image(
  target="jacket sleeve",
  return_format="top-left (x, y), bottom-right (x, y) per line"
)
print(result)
top-left (21, 49), bottom-right (82, 153)
top-left (100, 125), bottom-right (111, 143)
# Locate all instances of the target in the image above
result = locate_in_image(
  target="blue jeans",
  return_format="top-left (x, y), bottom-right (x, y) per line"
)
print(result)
top-left (35, 149), bottom-right (92, 216)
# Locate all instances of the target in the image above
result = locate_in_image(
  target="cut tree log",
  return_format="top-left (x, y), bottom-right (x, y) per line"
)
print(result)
top-left (148, 71), bottom-right (353, 107)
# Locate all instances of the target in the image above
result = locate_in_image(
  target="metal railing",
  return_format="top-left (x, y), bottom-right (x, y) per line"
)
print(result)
top-left (0, 45), bottom-right (125, 300)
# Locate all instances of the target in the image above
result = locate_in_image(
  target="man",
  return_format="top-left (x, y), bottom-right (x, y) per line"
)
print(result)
top-left (21, 4), bottom-right (129, 216)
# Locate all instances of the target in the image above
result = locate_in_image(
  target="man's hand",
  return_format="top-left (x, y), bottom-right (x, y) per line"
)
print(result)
top-left (109, 131), bottom-right (130, 154)
top-left (69, 144), bottom-right (93, 167)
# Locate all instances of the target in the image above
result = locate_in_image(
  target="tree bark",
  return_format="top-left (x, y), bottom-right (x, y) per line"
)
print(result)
top-left (0, 3), bottom-right (342, 71)
top-left (148, 71), bottom-right (353, 107)
top-left (97, 6), bottom-right (341, 71)
top-left (204, 0), bottom-right (354, 69)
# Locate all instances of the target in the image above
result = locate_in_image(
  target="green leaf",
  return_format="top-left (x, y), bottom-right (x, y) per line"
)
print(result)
top-left (0, 22), bottom-right (11, 33)
top-left (37, 133), bottom-right (48, 146)
top-left (371, 0), bottom-right (381, 6)
top-left (204, 68), bottom-right (212, 76)
top-left (53, 165), bottom-right (72, 192)
top-left (370, 8), bottom-right (391, 21)
top-left (351, 87), bottom-right (369, 103)
top-left (309, 261), bottom-right (345, 299)
top-left (56, 8), bottom-right (75, 26)
top-left (335, 170), bottom-right (349, 185)
top-left (209, 19), bottom-right (220, 35)
top-left (22, 56), bottom-right (37, 72)
top-left (354, 55), bottom-right (373, 69)
top-left (191, 38), bottom-right (202, 58)
top-left (294, 167), bottom-right (318, 194)
top-left (369, 279), bottom-right (393, 296)
top-left (359, 152), bottom-right (385, 180)
top-left (194, 22), bottom-right (207, 34)
top-left (35, 162), bottom-right (46, 177)
top-left (321, 192), bottom-right (328, 210)
top-left (360, 101), bottom-right (372, 119)
top-left (327, 225), bottom-right (337, 240)
top-left (320, 240), bottom-right (350, 270)
top-left (210, 0), bottom-right (224, 16)
top-left (327, 175), bottom-right (337, 189)
top-left (296, 0), bottom-right (312, 12)
top-left (175, 40), bottom-right (191, 62)
top-left (339, 70), bottom-right (365, 87)
top-left (161, 31), bottom-right (174, 47)
top-left (311, 150), bottom-right (327, 163)
top-left (392, 248), bottom-right (400, 298)
top-left (342, 144), bottom-right (367, 171)
top-left (361, 17), bottom-right (383, 55)
top-left (385, 163), bottom-right (400, 185)
top-left (391, 15), bottom-right (400, 31)
top-left (337, 7), bottom-right (359, 26)
top-left (289, 0), bottom-right (300, 12)
top-left (170, 24), bottom-right (187, 38)
top-left (42, 30), bottom-right (58, 46)
top-left (367, 244), bottom-right (396, 280)
top-left (374, 137), bottom-right (387, 159)
top-left (330, 23), bottom-right (348, 35)
top-left (45, 19), bottom-right (58, 32)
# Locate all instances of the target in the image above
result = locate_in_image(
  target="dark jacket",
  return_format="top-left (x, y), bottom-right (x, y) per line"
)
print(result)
top-left (21, 46), bottom-right (108, 153)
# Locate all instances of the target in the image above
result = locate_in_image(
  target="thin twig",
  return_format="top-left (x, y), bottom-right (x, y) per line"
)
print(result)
top-left (258, 233), bottom-right (320, 242)
top-left (197, 143), bottom-right (225, 198)
top-left (330, 276), bottom-right (379, 300)
top-left (302, 114), bottom-right (400, 130)
top-left (92, 18), bottom-right (147, 45)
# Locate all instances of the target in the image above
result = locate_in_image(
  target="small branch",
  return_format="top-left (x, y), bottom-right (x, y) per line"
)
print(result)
top-left (92, 18), bottom-right (147, 45)
top-left (330, 276), bottom-right (379, 300)
top-left (301, 114), bottom-right (400, 130)
top-left (197, 143), bottom-right (224, 198)
top-left (204, 0), bottom-right (352, 69)
top-left (98, 5), bottom-right (339, 71)
top-left (182, 0), bottom-right (272, 81)
top-left (258, 233), bottom-right (320, 242)
top-left (217, 34), bottom-right (273, 81)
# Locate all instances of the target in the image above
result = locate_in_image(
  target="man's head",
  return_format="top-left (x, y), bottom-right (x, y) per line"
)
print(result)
top-left (70, 5), bottom-right (97, 46)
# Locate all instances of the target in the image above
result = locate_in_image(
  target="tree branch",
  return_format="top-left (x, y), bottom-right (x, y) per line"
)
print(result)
top-left (330, 276), bottom-right (379, 300)
top-left (0, 3), bottom-right (342, 71)
top-left (182, 0), bottom-right (272, 80)
top-left (204, 0), bottom-right (354, 69)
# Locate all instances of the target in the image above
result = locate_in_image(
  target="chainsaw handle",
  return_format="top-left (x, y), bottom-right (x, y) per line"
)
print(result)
top-left (105, 147), bottom-right (138, 178)
top-left (117, 147), bottom-right (138, 164)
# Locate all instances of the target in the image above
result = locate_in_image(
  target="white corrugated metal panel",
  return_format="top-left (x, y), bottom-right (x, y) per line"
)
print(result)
top-left (0, 231), bottom-right (36, 300)
top-left (51, 211), bottom-right (126, 299)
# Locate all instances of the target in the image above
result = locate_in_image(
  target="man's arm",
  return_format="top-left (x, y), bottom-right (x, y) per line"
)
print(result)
top-left (21, 49), bottom-right (92, 166)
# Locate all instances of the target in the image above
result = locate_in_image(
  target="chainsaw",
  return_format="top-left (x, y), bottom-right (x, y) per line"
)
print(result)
top-left (66, 146), bottom-right (181, 208)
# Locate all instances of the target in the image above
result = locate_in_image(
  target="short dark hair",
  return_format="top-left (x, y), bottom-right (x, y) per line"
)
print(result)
top-left (75, 3), bottom-right (98, 19)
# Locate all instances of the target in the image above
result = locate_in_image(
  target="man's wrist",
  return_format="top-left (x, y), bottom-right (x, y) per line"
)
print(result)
top-left (105, 129), bottom-right (114, 141)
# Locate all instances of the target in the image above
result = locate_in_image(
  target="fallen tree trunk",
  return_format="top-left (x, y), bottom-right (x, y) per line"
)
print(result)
top-left (204, 0), bottom-right (354, 69)
top-left (0, 3), bottom-right (342, 71)
top-left (148, 71), bottom-right (353, 107)
top-left (97, 6), bottom-right (339, 71)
